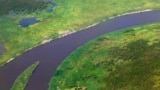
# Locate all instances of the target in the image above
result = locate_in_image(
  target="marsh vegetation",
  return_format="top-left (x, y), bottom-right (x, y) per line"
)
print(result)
top-left (0, 0), bottom-right (49, 16)
top-left (1, 0), bottom-right (160, 66)
top-left (50, 23), bottom-right (160, 90)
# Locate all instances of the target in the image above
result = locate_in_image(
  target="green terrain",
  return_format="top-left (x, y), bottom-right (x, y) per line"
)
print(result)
top-left (1, 0), bottom-right (160, 89)
top-left (11, 61), bottom-right (39, 90)
top-left (1, 0), bottom-right (160, 66)
top-left (49, 23), bottom-right (160, 90)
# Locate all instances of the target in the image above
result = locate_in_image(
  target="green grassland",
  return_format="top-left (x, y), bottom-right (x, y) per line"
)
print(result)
top-left (11, 61), bottom-right (39, 90)
top-left (1, 0), bottom-right (160, 66)
top-left (49, 23), bottom-right (160, 90)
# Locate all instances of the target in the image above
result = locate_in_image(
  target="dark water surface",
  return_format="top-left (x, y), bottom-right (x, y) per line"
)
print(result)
top-left (0, 10), bottom-right (160, 90)
top-left (19, 18), bottom-right (39, 27)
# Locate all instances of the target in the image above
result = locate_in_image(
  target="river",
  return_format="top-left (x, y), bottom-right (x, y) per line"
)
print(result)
top-left (0, 10), bottom-right (160, 90)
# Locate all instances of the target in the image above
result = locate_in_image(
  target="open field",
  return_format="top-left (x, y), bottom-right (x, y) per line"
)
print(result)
top-left (49, 23), bottom-right (160, 90)
top-left (1, 0), bottom-right (160, 66)
top-left (11, 61), bottom-right (39, 90)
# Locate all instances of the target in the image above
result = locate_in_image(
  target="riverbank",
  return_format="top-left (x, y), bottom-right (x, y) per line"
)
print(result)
top-left (50, 23), bottom-right (160, 90)
top-left (1, 0), bottom-right (160, 66)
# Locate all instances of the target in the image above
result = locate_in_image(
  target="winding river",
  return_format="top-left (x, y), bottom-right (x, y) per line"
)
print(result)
top-left (0, 10), bottom-right (160, 90)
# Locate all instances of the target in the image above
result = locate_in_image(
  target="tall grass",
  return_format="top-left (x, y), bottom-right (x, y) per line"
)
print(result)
top-left (49, 23), bottom-right (160, 90)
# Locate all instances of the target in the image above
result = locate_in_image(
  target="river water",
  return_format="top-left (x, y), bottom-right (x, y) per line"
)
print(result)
top-left (0, 10), bottom-right (160, 90)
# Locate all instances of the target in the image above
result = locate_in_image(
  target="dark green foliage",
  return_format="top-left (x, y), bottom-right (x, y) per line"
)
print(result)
top-left (109, 39), bottom-right (148, 60)
top-left (105, 40), bottom-right (160, 90)
top-left (0, 0), bottom-right (49, 15)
